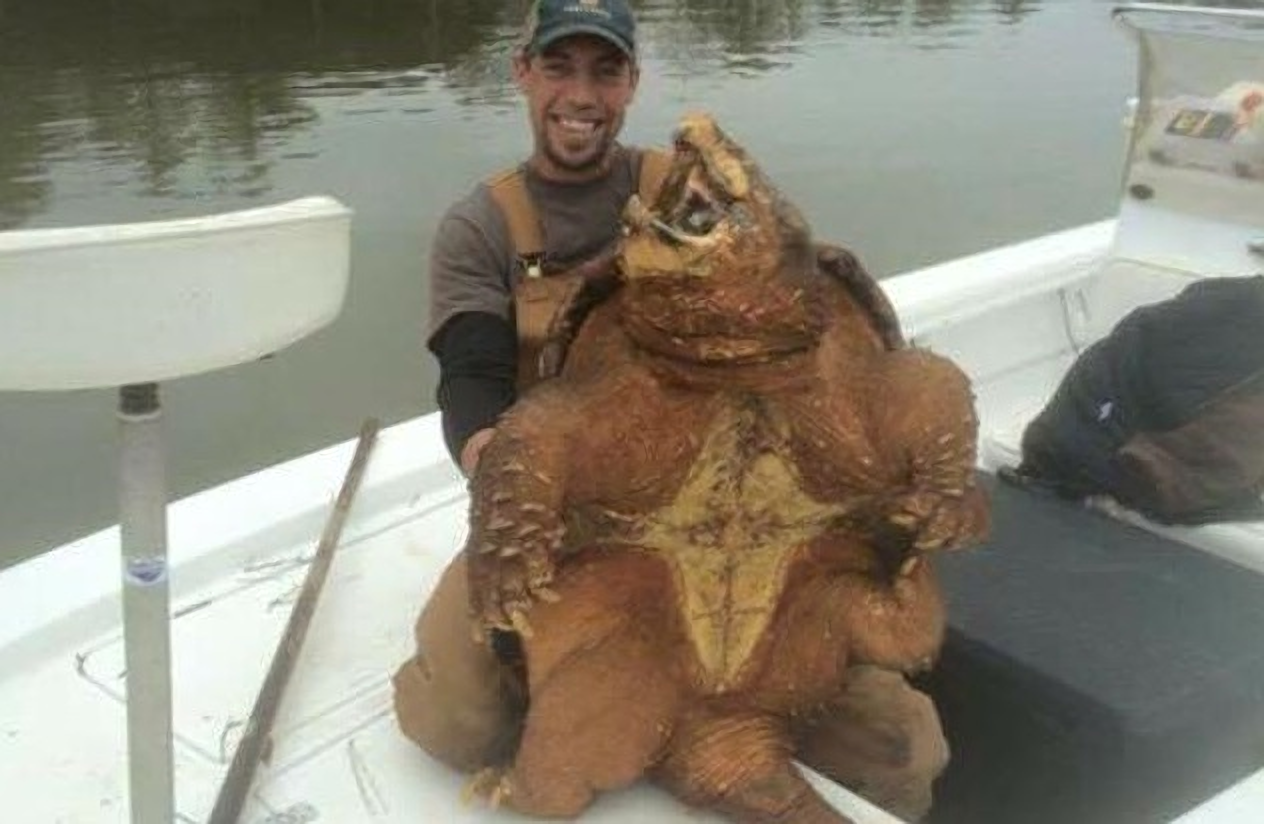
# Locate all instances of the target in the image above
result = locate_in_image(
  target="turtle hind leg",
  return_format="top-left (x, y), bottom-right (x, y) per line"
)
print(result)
top-left (497, 632), bottom-right (683, 817)
top-left (486, 551), bottom-right (687, 817)
top-left (655, 707), bottom-right (855, 824)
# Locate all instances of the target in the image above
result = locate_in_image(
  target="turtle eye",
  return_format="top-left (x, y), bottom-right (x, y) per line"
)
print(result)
top-left (727, 204), bottom-right (753, 230)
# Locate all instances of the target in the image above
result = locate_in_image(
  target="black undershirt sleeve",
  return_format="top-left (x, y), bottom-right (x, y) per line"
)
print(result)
top-left (430, 310), bottom-right (518, 466)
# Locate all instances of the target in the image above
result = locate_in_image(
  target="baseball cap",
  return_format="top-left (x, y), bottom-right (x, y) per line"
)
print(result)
top-left (521, 0), bottom-right (637, 59)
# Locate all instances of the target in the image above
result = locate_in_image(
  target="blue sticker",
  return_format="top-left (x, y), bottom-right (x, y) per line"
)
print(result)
top-left (126, 557), bottom-right (167, 586)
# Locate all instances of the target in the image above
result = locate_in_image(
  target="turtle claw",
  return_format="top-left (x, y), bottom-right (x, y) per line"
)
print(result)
top-left (534, 585), bottom-right (562, 604)
top-left (462, 766), bottom-right (514, 809)
top-left (467, 497), bottom-right (565, 641)
top-left (887, 485), bottom-right (985, 556)
top-left (888, 511), bottom-right (920, 530)
top-left (510, 608), bottom-right (535, 639)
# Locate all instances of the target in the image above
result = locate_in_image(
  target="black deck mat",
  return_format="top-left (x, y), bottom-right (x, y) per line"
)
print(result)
top-left (920, 471), bottom-right (1264, 824)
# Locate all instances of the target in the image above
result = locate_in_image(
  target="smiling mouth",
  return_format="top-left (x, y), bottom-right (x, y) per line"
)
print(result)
top-left (552, 115), bottom-right (602, 139)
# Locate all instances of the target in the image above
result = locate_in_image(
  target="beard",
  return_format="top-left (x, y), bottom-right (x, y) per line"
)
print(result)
top-left (541, 120), bottom-right (617, 174)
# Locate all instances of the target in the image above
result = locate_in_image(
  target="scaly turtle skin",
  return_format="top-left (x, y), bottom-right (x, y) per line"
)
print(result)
top-left (464, 112), bottom-right (989, 823)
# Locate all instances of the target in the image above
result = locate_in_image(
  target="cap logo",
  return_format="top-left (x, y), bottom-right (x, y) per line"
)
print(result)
top-left (565, 0), bottom-right (612, 18)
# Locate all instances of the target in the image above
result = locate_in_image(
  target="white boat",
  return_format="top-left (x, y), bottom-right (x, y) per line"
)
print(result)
top-left (3, 4), bottom-right (1264, 823)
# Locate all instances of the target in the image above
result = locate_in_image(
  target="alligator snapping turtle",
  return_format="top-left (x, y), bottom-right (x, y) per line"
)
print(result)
top-left (462, 112), bottom-right (989, 823)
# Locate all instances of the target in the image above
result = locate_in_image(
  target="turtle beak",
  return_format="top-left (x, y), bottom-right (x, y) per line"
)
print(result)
top-left (624, 194), bottom-right (717, 250)
top-left (650, 217), bottom-right (696, 246)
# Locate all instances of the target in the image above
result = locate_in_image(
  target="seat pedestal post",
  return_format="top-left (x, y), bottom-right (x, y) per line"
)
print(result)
top-left (117, 382), bottom-right (175, 824)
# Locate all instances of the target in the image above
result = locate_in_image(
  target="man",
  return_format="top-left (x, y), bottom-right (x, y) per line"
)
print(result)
top-left (425, 0), bottom-right (650, 479)
top-left (392, 1), bottom-right (949, 818)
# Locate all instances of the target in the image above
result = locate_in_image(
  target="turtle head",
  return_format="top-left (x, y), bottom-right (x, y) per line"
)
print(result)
top-left (617, 112), bottom-right (823, 366)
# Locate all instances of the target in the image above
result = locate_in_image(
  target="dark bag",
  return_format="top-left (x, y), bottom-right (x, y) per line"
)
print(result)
top-left (1015, 275), bottom-right (1264, 524)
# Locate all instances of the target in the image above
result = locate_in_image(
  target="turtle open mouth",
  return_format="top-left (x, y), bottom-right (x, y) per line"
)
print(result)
top-left (625, 169), bottom-right (729, 249)
top-left (661, 168), bottom-right (728, 238)
top-left (627, 120), bottom-right (752, 250)
top-left (618, 112), bottom-right (774, 285)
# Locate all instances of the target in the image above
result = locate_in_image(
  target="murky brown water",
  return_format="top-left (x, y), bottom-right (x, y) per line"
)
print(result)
top-left (0, 0), bottom-right (1139, 566)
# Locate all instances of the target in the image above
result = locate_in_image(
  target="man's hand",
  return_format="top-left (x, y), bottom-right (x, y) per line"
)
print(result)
top-left (460, 427), bottom-right (498, 477)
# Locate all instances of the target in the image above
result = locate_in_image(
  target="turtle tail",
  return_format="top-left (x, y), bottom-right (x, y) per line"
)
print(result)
top-left (654, 706), bottom-right (855, 824)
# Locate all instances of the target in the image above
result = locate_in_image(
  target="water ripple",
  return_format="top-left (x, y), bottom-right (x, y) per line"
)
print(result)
top-left (0, 0), bottom-right (1057, 218)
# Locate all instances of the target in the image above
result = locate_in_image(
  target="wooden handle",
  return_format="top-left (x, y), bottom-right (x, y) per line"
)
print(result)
top-left (207, 417), bottom-right (382, 824)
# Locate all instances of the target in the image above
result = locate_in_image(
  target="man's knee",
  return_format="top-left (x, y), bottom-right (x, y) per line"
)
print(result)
top-left (391, 651), bottom-right (520, 773)
top-left (863, 676), bottom-right (949, 821)
top-left (793, 665), bottom-right (949, 821)
top-left (851, 667), bottom-right (949, 782)
top-left (391, 554), bottom-right (524, 772)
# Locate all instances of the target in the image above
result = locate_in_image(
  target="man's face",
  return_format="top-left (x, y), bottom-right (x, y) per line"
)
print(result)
top-left (514, 35), bottom-right (639, 180)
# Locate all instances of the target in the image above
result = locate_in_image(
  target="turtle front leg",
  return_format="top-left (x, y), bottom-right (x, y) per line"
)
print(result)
top-left (874, 349), bottom-right (990, 570)
top-left (465, 416), bottom-right (569, 639)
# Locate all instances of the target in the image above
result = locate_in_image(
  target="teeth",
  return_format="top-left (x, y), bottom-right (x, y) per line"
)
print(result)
top-left (649, 216), bottom-right (718, 250)
top-left (558, 118), bottom-right (597, 134)
top-left (648, 216), bottom-right (693, 244)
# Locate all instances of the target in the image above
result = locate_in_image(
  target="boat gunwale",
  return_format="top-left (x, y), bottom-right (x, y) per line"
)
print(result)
top-left (0, 196), bottom-right (352, 254)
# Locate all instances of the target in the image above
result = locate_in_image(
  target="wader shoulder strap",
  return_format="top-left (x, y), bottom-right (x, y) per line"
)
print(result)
top-left (636, 147), bottom-right (673, 207)
top-left (486, 167), bottom-right (545, 278)
top-left (491, 148), bottom-right (676, 392)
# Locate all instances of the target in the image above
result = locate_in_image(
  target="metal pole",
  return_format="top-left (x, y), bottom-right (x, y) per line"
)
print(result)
top-left (118, 382), bottom-right (175, 824)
